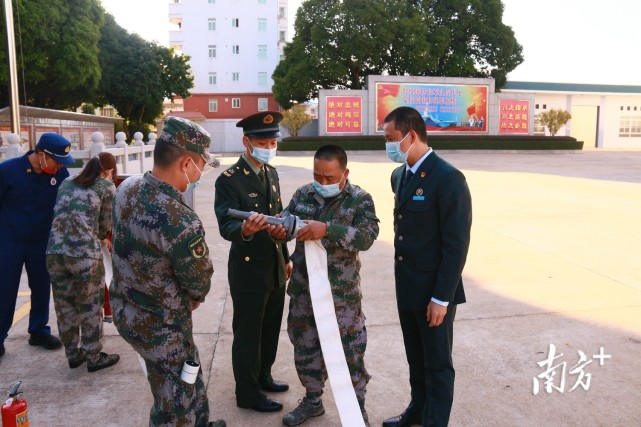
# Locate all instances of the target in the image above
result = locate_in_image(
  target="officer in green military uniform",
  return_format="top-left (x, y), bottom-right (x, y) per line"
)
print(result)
top-left (110, 117), bottom-right (225, 427)
top-left (214, 111), bottom-right (291, 413)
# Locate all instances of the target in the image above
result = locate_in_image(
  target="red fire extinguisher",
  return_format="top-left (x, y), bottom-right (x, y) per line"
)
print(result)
top-left (1, 381), bottom-right (29, 427)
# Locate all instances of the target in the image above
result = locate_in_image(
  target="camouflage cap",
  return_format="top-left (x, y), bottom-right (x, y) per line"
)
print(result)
top-left (158, 116), bottom-right (219, 167)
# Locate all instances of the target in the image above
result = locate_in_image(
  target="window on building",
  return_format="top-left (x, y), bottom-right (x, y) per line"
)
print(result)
top-left (208, 19), bottom-right (216, 31)
top-left (279, 7), bottom-right (286, 18)
top-left (533, 114), bottom-right (545, 135)
top-left (208, 72), bottom-right (217, 85)
top-left (258, 45), bottom-right (267, 59)
top-left (619, 116), bottom-right (641, 138)
top-left (258, 72), bottom-right (268, 86)
top-left (258, 98), bottom-right (268, 111)
top-left (208, 45), bottom-right (216, 58)
top-left (279, 31), bottom-right (286, 42)
top-left (232, 98), bottom-right (241, 109)
top-left (258, 18), bottom-right (267, 31)
top-left (232, 72), bottom-right (240, 81)
top-left (232, 18), bottom-right (239, 28)
top-left (542, 104), bottom-right (547, 109)
top-left (232, 45), bottom-right (240, 54)
top-left (209, 98), bottom-right (218, 112)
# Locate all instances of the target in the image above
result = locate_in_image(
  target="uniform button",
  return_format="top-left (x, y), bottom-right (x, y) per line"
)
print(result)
top-left (255, 204), bottom-right (259, 208)
top-left (269, 203), bottom-right (272, 208)
top-left (398, 214), bottom-right (403, 220)
top-left (244, 256), bottom-right (250, 262)
top-left (398, 235), bottom-right (403, 241)
top-left (397, 256), bottom-right (403, 261)
top-left (275, 243), bottom-right (279, 248)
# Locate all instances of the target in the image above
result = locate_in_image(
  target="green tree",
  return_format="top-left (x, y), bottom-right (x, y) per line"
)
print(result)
top-left (96, 14), bottom-right (193, 138)
top-left (0, 0), bottom-right (104, 109)
top-left (273, 0), bottom-right (523, 107)
top-left (281, 104), bottom-right (313, 137)
top-left (539, 109), bottom-right (572, 136)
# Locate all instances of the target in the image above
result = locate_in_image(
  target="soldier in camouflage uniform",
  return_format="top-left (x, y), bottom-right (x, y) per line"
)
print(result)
top-left (281, 145), bottom-right (380, 426)
top-left (47, 152), bottom-right (120, 372)
top-left (109, 117), bottom-right (225, 427)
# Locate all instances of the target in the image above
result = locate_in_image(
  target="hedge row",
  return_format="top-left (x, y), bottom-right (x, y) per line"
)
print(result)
top-left (279, 135), bottom-right (583, 151)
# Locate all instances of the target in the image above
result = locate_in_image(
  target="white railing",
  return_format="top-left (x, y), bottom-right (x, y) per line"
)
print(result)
top-left (0, 131), bottom-right (156, 175)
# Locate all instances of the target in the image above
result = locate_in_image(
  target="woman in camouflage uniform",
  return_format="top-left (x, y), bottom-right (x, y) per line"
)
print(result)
top-left (46, 152), bottom-right (120, 372)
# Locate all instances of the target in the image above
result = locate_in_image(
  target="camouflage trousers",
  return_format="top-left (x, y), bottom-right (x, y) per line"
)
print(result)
top-left (287, 294), bottom-right (371, 407)
top-left (47, 254), bottom-right (104, 360)
top-left (112, 300), bottom-right (209, 427)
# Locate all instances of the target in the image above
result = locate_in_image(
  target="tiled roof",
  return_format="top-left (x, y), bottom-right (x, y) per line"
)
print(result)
top-left (163, 110), bottom-right (206, 121)
top-left (503, 81), bottom-right (641, 94)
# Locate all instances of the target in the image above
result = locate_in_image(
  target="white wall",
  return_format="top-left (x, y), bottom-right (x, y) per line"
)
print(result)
top-left (170, 0), bottom-right (284, 94)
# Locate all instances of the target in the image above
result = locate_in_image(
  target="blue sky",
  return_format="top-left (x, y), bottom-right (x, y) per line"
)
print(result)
top-left (101, 0), bottom-right (640, 86)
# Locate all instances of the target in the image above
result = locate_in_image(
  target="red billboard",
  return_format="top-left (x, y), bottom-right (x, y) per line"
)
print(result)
top-left (326, 96), bottom-right (362, 134)
top-left (499, 99), bottom-right (530, 134)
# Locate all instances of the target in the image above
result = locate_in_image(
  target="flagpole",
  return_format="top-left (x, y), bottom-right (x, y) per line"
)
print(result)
top-left (3, 0), bottom-right (23, 145)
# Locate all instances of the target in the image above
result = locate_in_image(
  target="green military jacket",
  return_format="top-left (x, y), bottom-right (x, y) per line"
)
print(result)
top-left (110, 172), bottom-right (213, 335)
top-left (214, 156), bottom-right (290, 294)
top-left (47, 177), bottom-right (115, 259)
top-left (283, 181), bottom-right (379, 305)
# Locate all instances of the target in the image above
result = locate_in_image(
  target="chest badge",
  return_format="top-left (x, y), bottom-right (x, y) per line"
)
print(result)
top-left (248, 193), bottom-right (258, 198)
top-left (50, 177), bottom-right (57, 186)
top-left (416, 188), bottom-right (423, 196)
top-left (420, 171), bottom-right (427, 178)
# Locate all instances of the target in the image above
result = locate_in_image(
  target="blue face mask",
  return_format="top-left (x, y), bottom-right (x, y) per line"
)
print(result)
top-left (185, 158), bottom-right (203, 192)
top-left (385, 133), bottom-right (413, 163)
top-left (313, 171), bottom-right (345, 198)
top-left (249, 140), bottom-right (277, 164)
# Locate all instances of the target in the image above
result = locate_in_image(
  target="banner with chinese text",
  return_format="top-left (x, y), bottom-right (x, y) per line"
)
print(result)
top-left (375, 83), bottom-right (488, 132)
top-left (326, 96), bottom-right (362, 134)
top-left (499, 99), bottom-right (530, 134)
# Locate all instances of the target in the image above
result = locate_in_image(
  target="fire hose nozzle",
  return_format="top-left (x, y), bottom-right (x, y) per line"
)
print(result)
top-left (226, 208), bottom-right (304, 240)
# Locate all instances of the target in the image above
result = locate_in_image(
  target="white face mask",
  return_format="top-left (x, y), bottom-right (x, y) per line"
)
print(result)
top-left (248, 140), bottom-right (277, 164)
top-left (313, 171), bottom-right (345, 198)
top-left (385, 132), bottom-right (413, 163)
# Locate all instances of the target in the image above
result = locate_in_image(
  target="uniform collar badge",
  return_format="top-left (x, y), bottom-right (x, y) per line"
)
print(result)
top-left (50, 177), bottom-right (57, 185)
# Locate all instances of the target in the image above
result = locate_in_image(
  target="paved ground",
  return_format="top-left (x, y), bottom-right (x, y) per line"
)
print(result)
top-left (1, 150), bottom-right (640, 426)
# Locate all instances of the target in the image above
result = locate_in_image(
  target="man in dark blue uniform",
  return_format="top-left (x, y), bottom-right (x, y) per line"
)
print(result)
top-left (214, 111), bottom-right (291, 414)
top-left (382, 107), bottom-right (472, 427)
top-left (0, 133), bottom-right (75, 358)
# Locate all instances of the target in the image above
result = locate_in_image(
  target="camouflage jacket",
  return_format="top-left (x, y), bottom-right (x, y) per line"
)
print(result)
top-left (283, 181), bottom-right (379, 303)
top-left (110, 172), bottom-right (213, 326)
top-left (47, 177), bottom-right (115, 259)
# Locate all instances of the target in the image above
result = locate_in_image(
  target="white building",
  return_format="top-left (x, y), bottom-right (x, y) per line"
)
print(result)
top-left (502, 82), bottom-right (641, 149)
top-left (168, 0), bottom-right (288, 152)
